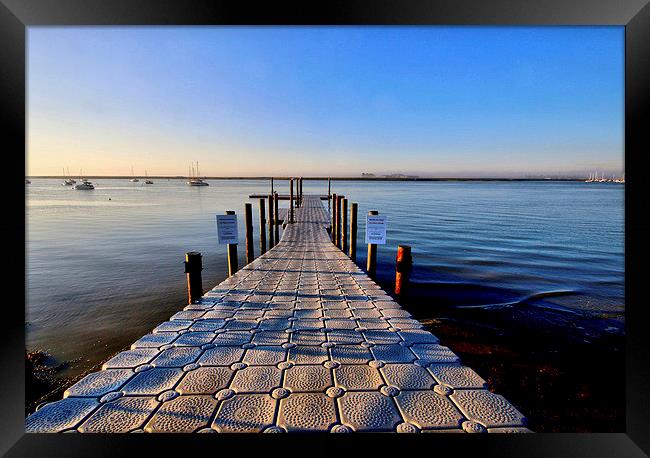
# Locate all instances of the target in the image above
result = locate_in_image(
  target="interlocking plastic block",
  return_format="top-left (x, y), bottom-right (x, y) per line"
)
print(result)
top-left (64, 369), bottom-right (134, 398)
top-left (190, 319), bottom-right (226, 332)
top-left (26, 398), bottom-right (99, 432)
top-left (230, 366), bottom-right (282, 393)
top-left (145, 395), bottom-right (218, 432)
top-left (370, 344), bottom-right (417, 363)
top-left (277, 393), bottom-right (337, 432)
top-left (197, 346), bottom-right (245, 366)
top-left (288, 346), bottom-right (329, 365)
top-left (428, 364), bottom-right (487, 389)
top-left (283, 365), bottom-right (332, 392)
top-left (132, 332), bottom-right (178, 349)
top-left (291, 330), bottom-right (328, 346)
top-left (243, 346), bottom-right (287, 366)
top-left (362, 330), bottom-right (402, 345)
top-left (212, 394), bottom-right (276, 433)
top-left (450, 389), bottom-right (527, 428)
top-left (153, 320), bottom-right (193, 333)
top-left (173, 332), bottom-right (216, 347)
top-left (151, 347), bottom-right (203, 368)
top-left (121, 368), bottom-right (184, 396)
top-left (337, 392), bottom-right (402, 432)
top-left (253, 331), bottom-right (289, 346)
top-left (380, 364), bottom-right (436, 390)
top-left (333, 365), bottom-right (384, 391)
top-left (330, 345), bottom-right (373, 364)
top-left (102, 348), bottom-right (160, 369)
top-left (79, 396), bottom-right (158, 433)
top-left (397, 330), bottom-right (439, 345)
top-left (213, 331), bottom-right (252, 346)
top-left (176, 367), bottom-right (234, 394)
top-left (395, 390), bottom-right (465, 429)
top-left (410, 344), bottom-right (460, 364)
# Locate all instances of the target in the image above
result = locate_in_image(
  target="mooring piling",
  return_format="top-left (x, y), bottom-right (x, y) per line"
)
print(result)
top-left (342, 197), bottom-right (348, 253)
top-left (367, 210), bottom-right (378, 278)
top-left (335, 195), bottom-right (343, 249)
top-left (184, 251), bottom-right (203, 304)
top-left (395, 244), bottom-right (412, 297)
top-left (258, 198), bottom-right (267, 255)
top-left (274, 191), bottom-right (280, 241)
top-left (331, 193), bottom-right (337, 243)
top-left (268, 193), bottom-right (275, 248)
top-left (289, 178), bottom-right (295, 223)
top-left (245, 203), bottom-right (254, 264)
top-left (349, 202), bottom-right (358, 262)
top-left (225, 210), bottom-right (238, 276)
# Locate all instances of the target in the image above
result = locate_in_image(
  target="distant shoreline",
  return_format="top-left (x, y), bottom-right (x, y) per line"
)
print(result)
top-left (26, 176), bottom-right (597, 182)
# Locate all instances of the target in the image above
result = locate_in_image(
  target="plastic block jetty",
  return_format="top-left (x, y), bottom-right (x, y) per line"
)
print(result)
top-left (26, 194), bottom-right (530, 433)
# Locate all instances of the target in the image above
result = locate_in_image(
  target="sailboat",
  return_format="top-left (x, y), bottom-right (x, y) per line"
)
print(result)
top-left (130, 166), bottom-right (139, 182)
top-left (187, 161), bottom-right (209, 186)
top-left (61, 167), bottom-right (74, 186)
top-left (67, 167), bottom-right (76, 184)
top-left (144, 170), bottom-right (153, 185)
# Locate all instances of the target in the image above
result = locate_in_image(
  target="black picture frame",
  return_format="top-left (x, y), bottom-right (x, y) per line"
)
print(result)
top-left (2, 0), bottom-right (648, 455)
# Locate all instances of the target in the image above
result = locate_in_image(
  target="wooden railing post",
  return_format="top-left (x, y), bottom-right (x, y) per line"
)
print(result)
top-left (367, 210), bottom-right (378, 278)
top-left (342, 198), bottom-right (348, 253)
top-left (259, 198), bottom-right (266, 255)
top-left (328, 178), bottom-right (331, 211)
top-left (271, 177), bottom-right (274, 195)
top-left (268, 193), bottom-right (275, 248)
top-left (395, 244), bottom-right (412, 297)
top-left (336, 195), bottom-right (343, 249)
top-left (300, 177), bottom-right (304, 206)
top-left (245, 203), bottom-right (254, 264)
top-left (289, 177), bottom-right (295, 223)
top-left (184, 251), bottom-right (203, 304)
top-left (331, 193), bottom-right (337, 243)
top-left (226, 210), bottom-right (238, 276)
top-left (350, 202), bottom-right (358, 261)
top-left (274, 191), bottom-right (280, 241)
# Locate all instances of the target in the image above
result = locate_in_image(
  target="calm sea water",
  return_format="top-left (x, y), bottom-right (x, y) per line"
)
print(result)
top-left (26, 179), bottom-right (624, 378)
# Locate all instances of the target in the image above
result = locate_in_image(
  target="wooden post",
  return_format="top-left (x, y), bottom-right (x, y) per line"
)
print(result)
top-left (328, 178), bottom-right (331, 211)
top-left (342, 198), bottom-right (348, 253)
top-left (289, 178), bottom-right (294, 223)
top-left (367, 210), bottom-right (378, 278)
top-left (350, 202), bottom-right (358, 262)
top-left (336, 195), bottom-right (343, 248)
top-left (300, 177), bottom-right (304, 206)
top-left (226, 210), bottom-right (238, 276)
top-left (245, 203), bottom-right (254, 264)
top-left (184, 252), bottom-right (203, 304)
top-left (271, 177), bottom-right (274, 195)
top-left (268, 193), bottom-right (275, 248)
top-left (395, 245), bottom-right (412, 297)
top-left (331, 193), bottom-right (337, 243)
top-left (274, 191), bottom-right (280, 241)
top-left (259, 198), bottom-right (267, 255)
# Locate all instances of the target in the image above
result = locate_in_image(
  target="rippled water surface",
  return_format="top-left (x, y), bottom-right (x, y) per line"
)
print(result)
top-left (26, 179), bottom-right (624, 377)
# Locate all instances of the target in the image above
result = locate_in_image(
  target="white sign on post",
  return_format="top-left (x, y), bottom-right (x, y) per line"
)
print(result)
top-left (216, 214), bottom-right (238, 244)
top-left (365, 215), bottom-right (387, 244)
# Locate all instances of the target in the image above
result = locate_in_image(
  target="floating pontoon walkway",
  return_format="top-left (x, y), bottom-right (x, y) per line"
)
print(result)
top-left (26, 195), bottom-right (530, 433)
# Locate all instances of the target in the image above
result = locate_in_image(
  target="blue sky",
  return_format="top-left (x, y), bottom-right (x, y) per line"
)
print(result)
top-left (27, 26), bottom-right (624, 177)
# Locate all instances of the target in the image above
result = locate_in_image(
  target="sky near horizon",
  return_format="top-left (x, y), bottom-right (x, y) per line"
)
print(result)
top-left (27, 26), bottom-right (624, 177)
